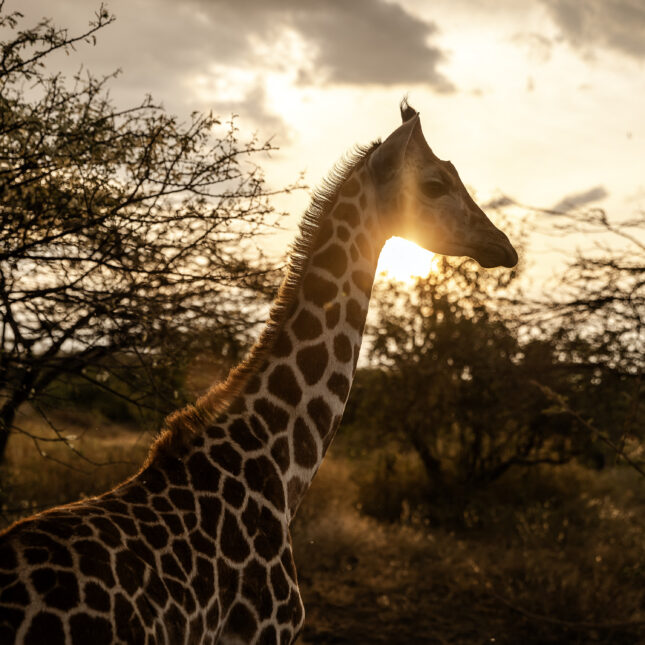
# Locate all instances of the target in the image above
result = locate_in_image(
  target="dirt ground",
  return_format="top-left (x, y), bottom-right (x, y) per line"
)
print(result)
top-left (291, 457), bottom-right (645, 645)
top-left (3, 412), bottom-right (645, 644)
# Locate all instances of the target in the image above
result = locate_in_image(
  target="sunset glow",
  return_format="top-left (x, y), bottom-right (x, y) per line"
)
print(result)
top-left (376, 236), bottom-right (437, 283)
top-left (3, 3), bottom-right (643, 641)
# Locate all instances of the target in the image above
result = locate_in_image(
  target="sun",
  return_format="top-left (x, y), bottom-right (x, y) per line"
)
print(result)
top-left (376, 237), bottom-right (437, 283)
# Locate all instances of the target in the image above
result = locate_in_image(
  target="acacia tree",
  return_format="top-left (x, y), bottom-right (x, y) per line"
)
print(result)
top-left (528, 207), bottom-right (644, 371)
top-left (525, 206), bottom-right (644, 466)
top-left (0, 5), bottom-right (288, 463)
top-left (349, 255), bottom-right (583, 491)
top-left (351, 203), bottom-right (643, 492)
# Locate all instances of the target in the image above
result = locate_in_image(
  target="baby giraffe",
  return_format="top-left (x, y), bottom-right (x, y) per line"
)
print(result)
top-left (0, 102), bottom-right (517, 644)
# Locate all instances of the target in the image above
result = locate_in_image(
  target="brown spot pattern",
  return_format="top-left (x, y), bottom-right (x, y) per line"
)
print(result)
top-left (229, 419), bottom-right (263, 451)
top-left (337, 225), bottom-right (350, 241)
top-left (244, 457), bottom-right (285, 512)
top-left (355, 232), bottom-right (372, 260)
top-left (268, 364), bottom-right (302, 407)
top-left (253, 507), bottom-right (283, 560)
top-left (271, 331), bottom-right (292, 358)
top-left (346, 298), bottom-right (365, 331)
top-left (245, 374), bottom-right (261, 394)
top-left (314, 218), bottom-right (333, 250)
top-left (25, 612), bottom-right (64, 645)
top-left (296, 342), bottom-right (329, 385)
top-left (333, 334), bottom-right (352, 362)
top-left (307, 397), bottom-right (332, 439)
top-left (220, 511), bottom-right (250, 563)
top-left (291, 308), bottom-right (322, 341)
top-left (253, 398), bottom-right (289, 434)
top-left (209, 443), bottom-right (242, 476)
top-left (340, 176), bottom-right (360, 197)
top-left (332, 202), bottom-right (360, 227)
top-left (293, 418), bottom-right (318, 468)
top-left (325, 302), bottom-right (341, 328)
top-left (227, 602), bottom-right (257, 641)
top-left (270, 437), bottom-right (290, 473)
top-left (351, 270), bottom-right (373, 295)
top-left (302, 273), bottom-right (338, 308)
top-left (312, 243), bottom-right (348, 278)
top-left (327, 372), bottom-right (350, 402)
top-left (188, 452), bottom-right (221, 492)
top-left (286, 477), bottom-right (307, 514)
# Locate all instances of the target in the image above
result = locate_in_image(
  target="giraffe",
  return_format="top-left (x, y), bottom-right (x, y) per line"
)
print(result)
top-left (0, 101), bottom-right (517, 644)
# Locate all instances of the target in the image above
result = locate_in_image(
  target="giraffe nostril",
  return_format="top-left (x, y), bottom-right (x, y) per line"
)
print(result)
top-left (488, 242), bottom-right (518, 268)
top-left (504, 245), bottom-right (519, 268)
top-left (483, 229), bottom-right (518, 268)
top-left (474, 237), bottom-right (518, 268)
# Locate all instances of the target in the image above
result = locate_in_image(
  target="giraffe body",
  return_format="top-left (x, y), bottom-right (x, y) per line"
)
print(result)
top-left (0, 103), bottom-right (517, 644)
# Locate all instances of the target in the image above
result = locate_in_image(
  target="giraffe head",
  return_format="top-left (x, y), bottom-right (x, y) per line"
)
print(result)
top-left (368, 102), bottom-right (518, 268)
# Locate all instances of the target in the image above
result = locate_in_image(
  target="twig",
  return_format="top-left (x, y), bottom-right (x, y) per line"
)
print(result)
top-left (531, 381), bottom-right (645, 479)
top-left (31, 404), bottom-right (139, 469)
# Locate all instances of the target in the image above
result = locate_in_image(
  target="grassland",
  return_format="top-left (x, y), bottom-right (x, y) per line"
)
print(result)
top-left (0, 407), bottom-right (151, 528)
top-left (2, 409), bottom-right (644, 644)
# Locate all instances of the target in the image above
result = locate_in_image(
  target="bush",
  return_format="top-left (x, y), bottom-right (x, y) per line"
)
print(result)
top-left (353, 449), bottom-right (430, 523)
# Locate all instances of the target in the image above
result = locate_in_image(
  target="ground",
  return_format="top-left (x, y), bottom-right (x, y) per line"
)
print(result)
top-left (2, 410), bottom-right (644, 644)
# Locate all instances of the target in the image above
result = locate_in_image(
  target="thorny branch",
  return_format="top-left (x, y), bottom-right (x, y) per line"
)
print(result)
top-left (532, 381), bottom-right (645, 479)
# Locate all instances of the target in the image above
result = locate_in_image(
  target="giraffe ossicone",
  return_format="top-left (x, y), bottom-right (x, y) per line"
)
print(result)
top-left (0, 102), bottom-right (517, 644)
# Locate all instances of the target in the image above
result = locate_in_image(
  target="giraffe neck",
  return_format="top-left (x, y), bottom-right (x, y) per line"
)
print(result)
top-left (154, 148), bottom-right (386, 523)
top-left (240, 160), bottom-right (384, 519)
top-left (260, 165), bottom-right (383, 518)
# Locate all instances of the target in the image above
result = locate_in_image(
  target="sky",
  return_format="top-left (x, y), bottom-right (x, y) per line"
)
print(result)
top-left (13, 0), bottom-right (645, 281)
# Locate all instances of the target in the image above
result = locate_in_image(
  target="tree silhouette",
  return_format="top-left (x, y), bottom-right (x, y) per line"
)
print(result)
top-left (348, 256), bottom-right (582, 492)
top-left (524, 206), bottom-right (644, 467)
top-left (0, 5), bottom-right (289, 463)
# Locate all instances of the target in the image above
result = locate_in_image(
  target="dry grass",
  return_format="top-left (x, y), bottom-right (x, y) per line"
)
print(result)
top-left (0, 407), bottom-right (151, 528)
top-left (293, 448), bottom-right (645, 644)
top-left (2, 411), bottom-right (645, 644)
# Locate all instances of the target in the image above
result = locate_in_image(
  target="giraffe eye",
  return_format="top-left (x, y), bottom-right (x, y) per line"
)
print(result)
top-left (420, 180), bottom-right (448, 199)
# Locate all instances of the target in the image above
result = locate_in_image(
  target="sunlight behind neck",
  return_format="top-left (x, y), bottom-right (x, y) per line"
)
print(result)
top-left (376, 237), bottom-right (437, 284)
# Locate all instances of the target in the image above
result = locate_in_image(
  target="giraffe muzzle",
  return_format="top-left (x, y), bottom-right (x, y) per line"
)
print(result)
top-left (475, 239), bottom-right (518, 269)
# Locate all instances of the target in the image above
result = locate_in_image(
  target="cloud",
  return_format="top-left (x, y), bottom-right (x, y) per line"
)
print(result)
top-left (541, 0), bottom-right (645, 59)
top-left (552, 185), bottom-right (609, 212)
top-left (14, 0), bottom-right (290, 131)
top-left (14, 0), bottom-right (453, 140)
top-left (204, 77), bottom-right (291, 141)
top-left (511, 32), bottom-right (554, 63)
top-left (187, 0), bottom-right (454, 89)
top-left (291, 1), bottom-right (452, 88)
top-left (483, 195), bottom-right (516, 209)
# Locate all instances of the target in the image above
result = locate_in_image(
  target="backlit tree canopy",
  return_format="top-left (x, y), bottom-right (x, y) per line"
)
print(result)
top-left (0, 5), bottom-right (286, 462)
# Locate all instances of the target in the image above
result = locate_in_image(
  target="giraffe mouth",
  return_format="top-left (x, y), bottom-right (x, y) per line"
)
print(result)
top-left (473, 242), bottom-right (518, 269)
top-left (433, 238), bottom-right (518, 269)
top-left (465, 226), bottom-right (518, 269)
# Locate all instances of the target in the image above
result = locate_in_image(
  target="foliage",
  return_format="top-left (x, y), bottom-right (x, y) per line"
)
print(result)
top-left (530, 207), bottom-right (644, 373)
top-left (0, 407), bottom-right (149, 529)
top-left (5, 413), bottom-right (645, 645)
top-left (346, 204), bottom-right (644, 494)
top-left (0, 5), bottom-right (289, 462)
top-left (522, 207), bottom-right (644, 459)
top-left (346, 256), bottom-right (585, 493)
top-left (4, 411), bottom-right (644, 643)
top-left (293, 454), bottom-right (645, 644)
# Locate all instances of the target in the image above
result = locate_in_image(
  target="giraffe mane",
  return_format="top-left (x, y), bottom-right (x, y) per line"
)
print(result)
top-left (150, 139), bottom-right (381, 459)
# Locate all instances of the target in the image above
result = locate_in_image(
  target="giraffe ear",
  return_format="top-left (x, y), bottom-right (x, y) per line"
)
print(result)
top-left (368, 112), bottom-right (421, 183)
top-left (400, 98), bottom-right (418, 123)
